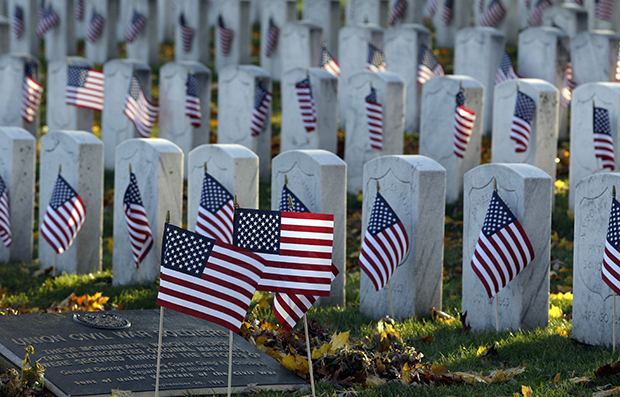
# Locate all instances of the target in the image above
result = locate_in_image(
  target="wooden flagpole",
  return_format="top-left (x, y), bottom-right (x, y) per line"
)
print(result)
top-left (614, 186), bottom-right (617, 353)
top-left (155, 210), bottom-right (171, 397)
top-left (494, 178), bottom-right (499, 332)
top-left (52, 164), bottom-right (62, 276)
top-left (227, 330), bottom-right (233, 397)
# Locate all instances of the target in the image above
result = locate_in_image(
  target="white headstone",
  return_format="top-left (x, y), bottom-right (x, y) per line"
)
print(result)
top-left (280, 67), bottom-right (338, 154)
top-left (157, 0), bottom-right (174, 42)
top-left (0, 54), bottom-right (41, 137)
top-left (39, 130), bottom-right (104, 275)
top-left (213, 0), bottom-right (251, 73)
top-left (462, 163), bottom-right (552, 331)
top-left (0, 17), bottom-right (9, 57)
top-left (359, 155), bottom-right (446, 319)
top-left (571, 30), bottom-right (620, 85)
top-left (583, 0), bottom-right (620, 31)
top-left (432, 0), bottom-right (474, 48)
top-left (85, 0), bottom-right (118, 64)
top-left (217, 65), bottom-right (272, 181)
top-left (542, 4), bottom-right (588, 38)
top-left (303, 0), bottom-right (341, 58)
top-left (419, 76), bottom-right (485, 204)
top-left (344, 70), bottom-right (405, 194)
top-left (259, 0), bottom-right (297, 81)
top-left (101, 58), bottom-right (152, 170)
top-left (475, 0), bottom-right (519, 46)
top-left (113, 138), bottom-right (183, 285)
top-left (42, 0), bottom-right (77, 63)
top-left (0, 127), bottom-right (35, 264)
top-left (9, 0), bottom-right (39, 57)
top-left (387, 0), bottom-right (426, 25)
top-left (159, 60), bottom-right (211, 175)
top-left (125, 0), bottom-right (159, 66)
top-left (174, 0), bottom-right (209, 65)
top-left (346, 0), bottom-right (389, 27)
top-left (280, 21), bottom-right (323, 75)
top-left (271, 149), bottom-right (347, 306)
top-left (385, 23), bottom-right (431, 132)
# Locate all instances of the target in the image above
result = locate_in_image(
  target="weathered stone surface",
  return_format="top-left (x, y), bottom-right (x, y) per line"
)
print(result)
top-left (345, 0), bottom-right (389, 27)
top-left (542, 4), bottom-right (588, 38)
top-left (571, 30), bottom-right (619, 86)
top-left (280, 21), bottom-right (323, 74)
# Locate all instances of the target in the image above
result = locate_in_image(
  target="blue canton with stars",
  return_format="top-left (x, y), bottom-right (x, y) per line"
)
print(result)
top-left (367, 44), bottom-right (385, 68)
top-left (67, 65), bottom-right (91, 88)
top-left (233, 208), bottom-right (281, 254)
top-left (49, 175), bottom-right (78, 210)
top-left (456, 87), bottom-right (465, 109)
top-left (186, 73), bottom-right (199, 97)
top-left (25, 61), bottom-right (38, 80)
top-left (200, 172), bottom-right (232, 214)
top-left (419, 45), bottom-right (440, 70)
top-left (254, 82), bottom-right (269, 110)
top-left (124, 173), bottom-right (145, 206)
top-left (367, 192), bottom-right (401, 237)
top-left (481, 190), bottom-right (517, 237)
top-left (279, 185), bottom-right (309, 213)
top-left (0, 174), bottom-right (5, 196)
top-left (514, 91), bottom-right (536, 124)
top-left (366, 87), bottom-right (377, 103)
top-left (607, 198), bottom-right (620, 248)
top-left (499, 51), bottom-right (513, 75)
top-left (594, 107), bottom-right (612, 137)
top-left (127, 74), bottom-right (143, 101)
top-left (161, 223), bottom-right (214, 277)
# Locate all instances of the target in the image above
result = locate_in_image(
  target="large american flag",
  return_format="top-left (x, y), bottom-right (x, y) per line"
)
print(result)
top-left (185, 73), bottom-right (201, 128)
top-left (65, 65), bottom-right (104, 112)
top-left (217, 14), bottom-right (233, 56)
top-left (124, 74), bottom-right (158, 138)
top-left (195, 172), bottom-right (234, 244)
top-left (594, 106), bottom-right (615, 171)
top-left (86, 9), bottom-right (105, 43)
top-left (179, 13), bottom-right (194, 53)
top-left (417, 44), bottom-right (444, 85)
top-left (157, 223), bottom-right (265, 333)
top-left (320, 44), bottom-right (340, 77)
top-left (471, 190), bottom-right (534, 299)
top-left (125, 9), bottom-right (147, 43)
top-left (388, 0), bottom-right (408, 26)
top-left (123, 172), bottom-right (154, 268)
top-left (527, 0), bottom-right (551, 27)
top-left (75, 0), bottom-right (84, 21)
top-left (233, 208), bottom-right (334, 296)
top-left (366, 43), bottom-right (386, 72)
top-left (40, 174), bottom-right (86, 255)
top-left (596, 0), bottom-right (615, 21)
top-left (441, 0), bottom-right (454, 25)
top-left (495, 50), bottom-right (519, 85)
top-left (264, 18), bottom-right (279, 58)
top-left (358, 192), bottom-right (409, 292)
top-left (560, 63), bottom-right (576, 108)
top-left (602, 196), bottom-right (620, 295)
top-left (295, 76), bottom-right (317, 133)
top-left (453, 88), bottom-right (477, 159)
top-left (21, 61), bottom-right (43, 124)
top-left (250, 82), bottom-right (272, 137)
top-left (12, 6), bottom-right (24, 40)
top-left (511, 91), bottom-right (536, 153)
top-left (426, 0), bottom-right (438, 16)
top-left (365, 87), bottom-right (383, 150)
top-left (36, 4), bottom-right (60, 38)
top-left (479, 0), bottom-right (506, 27)
top-left (0, 175), bottom-right (11, 248)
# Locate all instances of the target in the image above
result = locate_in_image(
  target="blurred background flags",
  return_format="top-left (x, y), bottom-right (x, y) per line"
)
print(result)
top-left (388, 0), bottom-right (408, 26)
top-left (320, 43), bottom-right (340, 77)
top-left (560, 63), bottom-right (576, 108)
top-left (125, 9), bottom-right (147, 43)
top-left (453, 88), bottom-right (476, 159)
top-left (217, 15), bottom-right (233, 56)
top-left (179, 13), bottom-right (194, 53)
top-left (75, 0), bottom-right (84, 21)
top-left (528, 0), bottom-right (551, 27)
top-left (12, 5), bottom-right (24, 39)
top-left (510, 91), bottom-right (536, 153)
top-left (185, 73), bottom-right (202, 128)
top-left (36, 4), bottom-right (60, 38)
top-left (21, 62), bottom-right (43, 124)
top-left (123, 172), bottom-right (154, 268)
top-left (365, 87), bottom-right (383, 150)
top-left (264, 17), bottom-right (279, 58)
top-left (86, 9), bottom-right (105, 43)
top-left (596, 0), bottom-right (615, 21)
top-left (0, 175), bottom-right (11, 248)
top-left (250, 82), bottom-right (272, 137)
top-left (123, 74), bottom-right (158, 138)
top-left (479, 0), bottom-right (506, 27)
top-left (366, 43), bottom-right (386, 72)
top-left (65, 65), bottom-right (104, 112)
top-left (593, 106), bottom-right (616, 171)
top-left (441, 0), bottom-right (454, 25)
top-left (602, 195), bottom-right (620, 295)
top-left (495, 50), bottom-right (519, 85)
top-left (195, 171), bottom-right (234, 244)
top-left (417, 44), bottom-right (444, 85)
top-left (295, 76), bottom-right (317, 133)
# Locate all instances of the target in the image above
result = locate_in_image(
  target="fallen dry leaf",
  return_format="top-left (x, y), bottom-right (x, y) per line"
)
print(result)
top-left (595, 361), bottom-right (620, 378)
top-left (568, 376), bottom-right (591, 384)
top-left (593, 386), bottom-right (620, 396)
top-left (521, 385), bottom-right (533, 397)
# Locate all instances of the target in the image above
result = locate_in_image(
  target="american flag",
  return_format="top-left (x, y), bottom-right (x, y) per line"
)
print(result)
top-left (527, 0), bottom-right (551, 27)
top-left (365, 87), bottom-right (383, 150)
top-left (124, 74), bottom-right (158, 138)
top-left (40, 174), bottom-right (86, 255)
top-left (417, 44), bottom-right (445, 85)
top-left (86, 10), bottom-right (105, 43)
top-left (250, 82), bottom-right (272, 137)
top-left (442, 0), bottom-right (454, 25)
top-left (616, 47), bottom-right (620, 82)
top-left (279, 184), bottom-right (310, 213)
top-left (264, 18), bottom-right (279, 58)
top-left (426, 0), bottom-right (438, 16)
top-left (21, 61), bottom-right (43, 124)
top-left (75, 0), bottom-right (84, 21)
top-left (366, 43), bottom-right (386, 72)
top-left (388, 0), bottom-right (408, 26)
top-left (0, 175), bottom-right (11, 248)
top-left (233, 208), bottom-right (334, 296)
top-left (596, 0), bottom-right (615, 21)
top-left (560, 63), bottom-right (576, 108)
top-left (123, 172), bottom-right (154, 268)
top-left (217, 15), bottom-right (233, 56)
top-left (36, 4), bottom-right (60, 38)
top-left (295, 77), bottom-right (317, 133)
top-left (320, 44), bottom-right (340, 77)
top-left (571, 0), bottom-right (583, 4)
top-left (195, 172), bottom-right (234, 244)
top-left (185, 73), bottom-right (201, 128)
top-left (157, 223), bottom-right (265, 333)
top-left (125, 9), bottom-right (147, 43)
top-left (479, 0), bottom-right (506, 27)
top-left (453, 88), bottom-right (477, 159)
top-left (511, 91), bottom-right (536, 153)
top-left (594, 106), bottom-right (615, 171)
top-left (65, 65), bottom-right (104, 112)
top-left (179, 13), bottom-right (194, 53)
top-left (602, 196), bottom-right (620, 295)
top-left (471, 190), bottom-right (534, 299)
top-left (495, 50), bottom-right (519, 85)
top-left (478, 0), bottom-right (485, 12)
top-left (12, 6), bottom-right (24, 40)
top-left (358, 192), bottom-right (409, 292)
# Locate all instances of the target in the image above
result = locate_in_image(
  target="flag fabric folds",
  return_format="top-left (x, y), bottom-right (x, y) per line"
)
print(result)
top-left (185, 73), bottom-right (201, 128)
top-left (560, 63), bottom-right (576, 108)
top-left (510, 91), bottom-right (536, 153)
top-left (365, 87), bottom-right (383, 150)
top-left (495, 51), bottom-right (519, 85)
top-left (417, 44), bottom-right (445, 85)
top-left (12, 6), bottom-right (24, 39)
top-left (21, 62), bottom-right (43, 124)
top-left (157, 223), bottom-right (265, 333)
top-left (453, 88), bottom-right (477, 159)
top-left (295, 77), bottom-right (317, 133)
top-left (0, 175), bottom-right (11, 248)
top-left (616, 48), bottom-right (620, 82)
top-left (279, 184), bottom-right (310, 213)
top-left (36, 4), bottom-right (60, 38)
top-left (217, 15), bottom-right (233, 56)
top-left (40, 174), bottom-right (86, 255)
top-left (124, 74), bottom-right (158, 138)
top-left (179, 13), bottom-right (194, 53)
top-left (602, 196), bottom-right (620, 295)
top-left (264, 18), bottom-right (279, 58)
top-left (195, 172), bottom-right (234, 244)
top-left (479, 0), bottom-right (506, 27)
top-left (75, 0), bottom-right (84, 21)
top-left (528, 0), bottom-right (551, 27)
top-left (320, 44), bottom-right (340, 77)
top-left (86, 10), bottom-right (105, 43)
top-left (125, 10), bottom-right (147, 43)
top-left (250, 82), bottom-right (272, 137)
top-left (366, 44), bottom-right (386, 72)
top-left (66, 65), bottom-right (104, 112)
top-left (123, 172), bottom-right (154, 268)
top-left (441, 0), bottom-right (454, 25)
top-left (596, 0), bottom-right (615, 21)
top-left (425, 0), bottom-right (438, 16)
top-left (594, 106), bottom-right (616, 171)
top-left (388, 0), bottom-right (408, 26)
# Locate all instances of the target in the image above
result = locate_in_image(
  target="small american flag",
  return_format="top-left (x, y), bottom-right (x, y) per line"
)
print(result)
top-left (417, 44), bottom-right (445, 85)
top-left (596, 0), bottom-right (615, 21)
top-left (594, 106), bottom-right (615, 171)
top-left (125, 9), bottom-right (147, 43)
top-left (250, 82), bottom-right (272, 137)
top-left (442, 0), bottom-right (454, 25)
top-left (279, 184), bottom-right (310, 213)
top-left (185, 73), bottom-right (201, 128)
top-left (511, 91), bottom-right (536, 153)
top-left (157, 223), bottom-right (265, 333)
top-left (75, 0), bottom-right (84, 21)
top-left (453, 88), bottom-right (477, 159)
top-left (195, 172), bottom-right (234, 244)
top-left (479, 0), bottom-right (506, 27)
top-left (86, 10), bottom-right (105, 43)
top-left (123, 172), bottom-right (154, 268)
top-left (365, 87), bottom-right (383, 150)
top-left (602, 196), bottom-right (620, 294)
top-left (560, 63), bottom-right (576, 108)
top-left (179, 13), bottom-right (194, 53)
top-left (471, 190), bottom-right (534, 299)
top-left (124, 74), bottom-right (158, 138)
top-left (264, 18), bottom-right (279, 58)
top-left (40, 174), bottom-right (86, 255)
top-left (217, 15), bottom-right (233, 56)
top-left (21, 61), bottom-right (43, 124)
top-left (12, 6), bottom-right (24, 40)
top-left (0, 175), bottom-right (11, 248)
top-left (295, 77), bottom-right (317, 133)
top-left (320, 43), bottom-right (340, 77)
top-left (426, 0), bottom-right (438, 16)
top-left (388, 0), bottom-right (408, 26)
top-left (358, 192), bottom-right (409, 292)
top-left (527, 0), bottom-right (551, 27)
top-left (36, 4), bottom-right (60, 38)
top-left (478, 0), bottom-right (485, 12)
top-left (495, 50), bottom-right (519, 85)
top-left (65, 65), bottom-right (104, 112)
top-left (366, 43), bottom-right (386, 72)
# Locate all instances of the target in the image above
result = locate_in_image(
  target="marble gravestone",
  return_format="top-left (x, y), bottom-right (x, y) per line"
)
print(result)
top-left (125, 0), bottom-right (159, 66)
top-left (174, 0), bottom-right (209, 66)
top-left (271, 149), bottom-right (347, 307)
top-left (159, 61), bottom-right (211, 174)
top-left (0, 17), bottom-right (8, 57)
top-left (419, 76), bottom-right (485, 204)
top-left (568, 83), bottom-right (620, 211)
top-left (41, 0), bottom-right (77, 63)
top-left (39, 131), bottom-right (103, 275)
top-left (213, 0), bottom-right (251, 73)
top-left (542, 4), bottom-right (588, 38)
top-left (454, 27), bottom-right (506, 136)
top-left (280, 21), bottom-right (323, 74)
top-left (113, 138), bottom-right (183, 286)
top-left (344, 71), bottom-right (405, 194)
top-left (571, 30), bottom-right (620, 86)
top-left (0, 54), bottom-right (41, 137)
top-left (359, 155), bottom-right (446, 320)
top-left (8, 0), bottom-right (39, 57)
top-left (217, 65), bottom-right (272, 182)
top-left (387, 0), bottom-right (426, 25)
top-left (303, 0), bottom-right (341, 58)
top-left (432, 0), bottom-right (474, 48)
top-left (259, 0), bottom-right (297, 81)
top-left (0, 127), bottom-right (35, 264)
top-left (385, 23), bottom-right (431, 132)
top-left (84, 0), bottom-right (118, 65)
top-left (462, 163), bottom-right (552, 332)
top-left (280, 67), bottom-right (338, 153)
top-left (475, 0), bottom-right (519, 46)
top-left (101, 59), bottom-right (152, 170)
top-left (346, 0), bottom-right (389, 27)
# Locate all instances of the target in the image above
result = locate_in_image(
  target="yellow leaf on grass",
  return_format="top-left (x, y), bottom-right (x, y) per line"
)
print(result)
top-left (330, 331), bottom-right (350, 351)
top-left (552, 373), bottom-right (561, 385)
top-left (521, 385), bottom-right (533, 397)
top-left (568, 376), bottom-right (591, 384)
top-left (593, 386), bottom-right (620, 396)
top-left (364, 375), bottom-right (386, 388)
top-left (549, 305), bottom-right (563, 318)
top-left (400, 367), bottom-right (411, 384)
top-left (452, 371), bottom-right (488, 384)
top-left (255, 336), bottom-right (268, 347)
top-left (281, 354), bottom-right (297, 372)
top-left (476, 346), bottom-right (488, 357)
top-left (551, 230), bottom-right (559, 242)
top-left (556, 327), bottom-right (568, 337)
top-left (431, 365), bottom-right (449, 376)
top-left (312, 342), bottom-right (331, 359)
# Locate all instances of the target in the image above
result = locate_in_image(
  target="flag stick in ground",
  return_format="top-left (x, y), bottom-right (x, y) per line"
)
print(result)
top-left (376, 180), bottom-right (396, 319)
top-left (614, 185), bottom-right (617, 353)
top-left (493, 178), bottom-right (500, 332)
top-left (155, 210), bottom-right (170, 397)
top-left (227, 330), bottom-right (233, 397)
